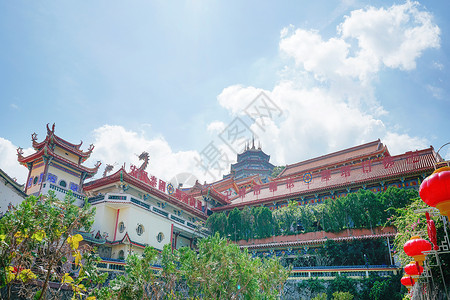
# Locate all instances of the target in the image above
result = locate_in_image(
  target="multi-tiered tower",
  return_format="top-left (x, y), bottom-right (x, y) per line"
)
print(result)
top-left (17, 123), bottom-right (100, 205)
top-left (230, 138), bottom-right (275, 183)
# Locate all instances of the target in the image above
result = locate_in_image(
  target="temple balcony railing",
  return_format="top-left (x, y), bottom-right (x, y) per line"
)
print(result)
top-left (41, 183), bottom-right (86, 206)
top-left (88, 193), bottom-right (209, 237)
top-left (289, 265), bottom-right (400, 280)
top-left (95, 259), bottom-right (399, 280)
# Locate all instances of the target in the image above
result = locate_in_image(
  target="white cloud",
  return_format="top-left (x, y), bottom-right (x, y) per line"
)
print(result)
top-left (382, 132), bottom-right (428, 155)
top-left (217, 82), bottom-right (386, 165)
top-left (427, 85), bottom-right (443, 100)
top-left (206, 121), bottom-right (226, 134)
top-left (280, 1), bottom-right (440, 82)
top-left (217, 85), bottom-right (267, 116)
top-left (0, 138), bottom-right (33, 184)
top-left (89, 125), bottom-right (207, 184)
top-left (216, 2), bottom-right (439, 166)
top-left (432, 61), bottom-right (444, 70)
top-left (338, 1), bottom-right (440, 71)
top-left (280, 29), bottom-right (352, 80)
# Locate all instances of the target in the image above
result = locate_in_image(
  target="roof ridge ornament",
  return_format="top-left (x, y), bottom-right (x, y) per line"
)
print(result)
top-left (46, 123), bottom-right (56, 136)
top-left (16, 147), bottom-right (24, 159)
top-left (137, 151), bottom-right (150, 171)
top-left (103, 163), bottom-right (115, 177)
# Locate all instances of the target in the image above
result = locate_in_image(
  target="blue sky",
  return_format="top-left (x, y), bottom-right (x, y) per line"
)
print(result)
top-left (1, 0), bottom-right (449, 185)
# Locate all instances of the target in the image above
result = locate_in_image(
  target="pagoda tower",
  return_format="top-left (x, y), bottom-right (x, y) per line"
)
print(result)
top-left (17, 123), bottom-right (101, 205)
top-left (229, 138), bottom-right (275, 183)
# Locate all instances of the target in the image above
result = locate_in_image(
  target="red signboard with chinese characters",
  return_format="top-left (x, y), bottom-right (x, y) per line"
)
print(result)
top-left (129, 165), bottom-right (202, 211)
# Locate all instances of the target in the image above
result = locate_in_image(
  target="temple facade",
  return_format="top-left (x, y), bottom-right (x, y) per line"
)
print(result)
top-left (17, 124), bottom-right (101, 206)
top-left (212, 139), bottom-right (438, 212)
top-left (82, 152), bottom-right (226, 263)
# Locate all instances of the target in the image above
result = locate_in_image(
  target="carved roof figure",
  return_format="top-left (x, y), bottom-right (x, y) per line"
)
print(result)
top-left (138, 151), bottom-right (150, 171)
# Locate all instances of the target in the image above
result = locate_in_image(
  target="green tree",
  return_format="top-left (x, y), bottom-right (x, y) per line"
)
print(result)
top-left (206, 211), bottom-right (227, 237)
top-left (227, 208), bottom-right (242, 241)
top-left (99, 244), bottom-right (180, 300)
top-left (240, 206), bottom-right (255, 241)
top-left (254, 207), bottom-right (275, 238)
top-left (332, 291), bottom-right (354, 300)
top-left (312, 293), bottom-right (327, 300)
top-left (327, 275), bottom-right (357, 299)
top-left (0, 191), bottom-right (104, 300)
top-left (378, 186), bottom-right (417, 216)
top-left (298, 204), bottom-right (316, 233)
top-left (324, 196), bottom-right (348, 231)
top-left (179, 233), bottom-right (288, 299)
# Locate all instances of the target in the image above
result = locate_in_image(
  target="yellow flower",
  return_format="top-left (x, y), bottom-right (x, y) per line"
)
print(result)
top-left (67, 234), bottom-right (83, 250)
top-left (73, 251), bottom-right (82, 266)
top-left (31, 230), bottom-right (46, 242)
top-left (18, 269), bottom-right (37, 282)
top-left (14, 231), bottom-right (28, 244)
top-left (6, 266), bottom-right (17, 284)
top-left (61, 273), bottom-right (74, 284)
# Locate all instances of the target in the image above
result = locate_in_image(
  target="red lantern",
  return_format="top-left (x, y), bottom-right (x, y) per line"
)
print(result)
top-left (403, 236), bottom-right (432, 266)
top-left (404, 261), bottom-right (424, 278)
top-left (419, 166), bottom-right (450, 217)
top-left (401, 275), bottom-right (416, 291)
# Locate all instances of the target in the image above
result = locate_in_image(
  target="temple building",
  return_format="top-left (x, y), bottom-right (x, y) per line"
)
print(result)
top-left (17, 124), bottom-right (101, 206)
top-left (82, 152), bottom-right (226, 263)
top-left (226, 138), bottom-right (275, 183)
top-left (212, 139), bottom-right (439, 212)
top-left (203, 139), bottom-right (445, 279)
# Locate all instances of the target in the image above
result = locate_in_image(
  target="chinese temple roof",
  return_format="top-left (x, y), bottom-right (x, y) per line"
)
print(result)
top-left (0, 168), bottom-right (26, 197)
top-left (30, 123), bottom-right (94, 161)
top-left (107, 232), bottom-right (147, 249)
top-left (240, 232), bottom-right (396, 250)
top-left (185, 175), bottom-right (263, 205)
top-left (213, 147), bottom-right (438, 212)
top-left (84, 167), bottom-right (209, 219)
top-left (277, 139), bottom-right (386, 179)
top-left (17, 142), bottom-right (101, 177)
top-left (210, 175), bottom-right (262, 193)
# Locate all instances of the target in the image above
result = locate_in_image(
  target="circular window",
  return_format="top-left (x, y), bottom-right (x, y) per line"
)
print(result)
top-left (33, 176), bottom-right (38, 185)
top-left (59, 180), bottom-right (67, 188)
top-left (157, 232), bottom-right (164, 243)
top-left (119, 222), bottom-right (125, 233)
top-left (136, 224), bottom-right (144, 236)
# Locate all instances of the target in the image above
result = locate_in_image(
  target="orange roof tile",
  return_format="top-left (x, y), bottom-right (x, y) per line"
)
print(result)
top-left (278, 139), bottom-right (386, 178)
top-left (213, 147), bottom-right (437, 211)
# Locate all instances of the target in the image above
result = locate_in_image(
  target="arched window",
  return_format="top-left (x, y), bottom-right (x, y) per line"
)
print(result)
top-left (118, 250), bottom-right (125, 260)
top-left (157, 232), bottom-right (164, 243)
top-left (136, 224), bottom-right (144, 236)
top-left (119, 222), bottom-right (125, 233)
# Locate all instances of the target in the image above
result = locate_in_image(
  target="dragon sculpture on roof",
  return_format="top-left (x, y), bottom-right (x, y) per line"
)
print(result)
top-left (138, 151), bottom-right (150, 171)
top-left (102, 164), bottom-right (115, 177)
